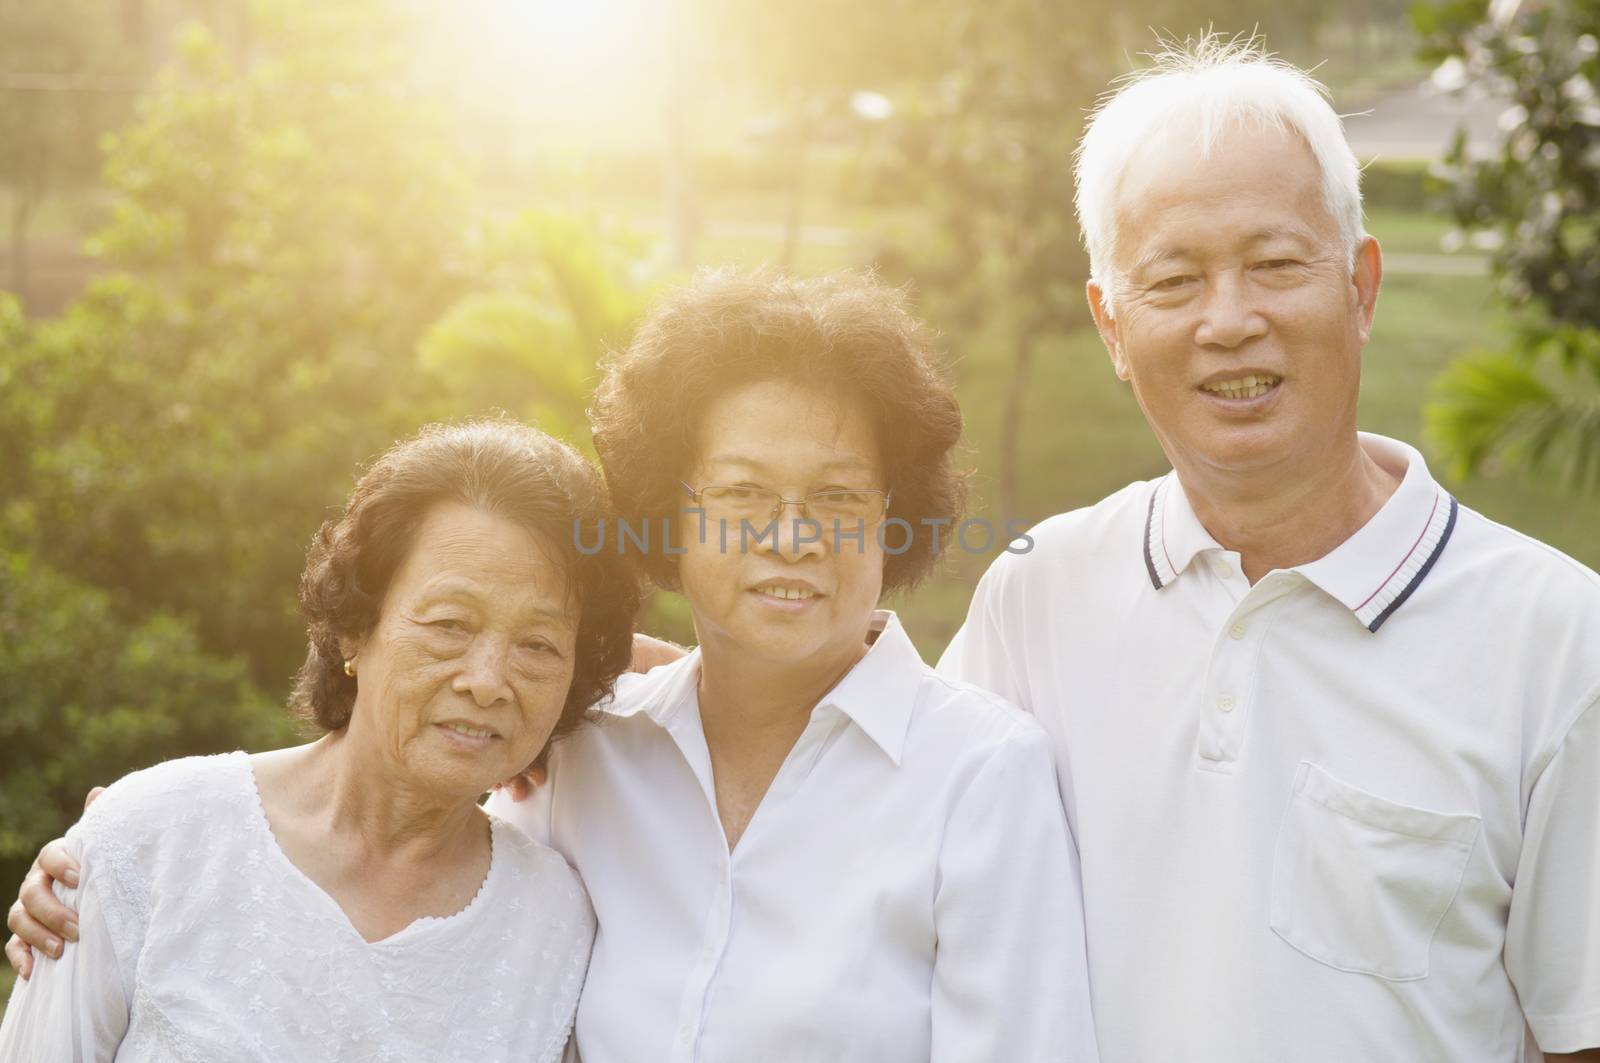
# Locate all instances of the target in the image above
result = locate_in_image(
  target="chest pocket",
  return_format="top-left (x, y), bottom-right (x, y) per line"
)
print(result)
top-left (1268, 761), bottom-right (1480, 981)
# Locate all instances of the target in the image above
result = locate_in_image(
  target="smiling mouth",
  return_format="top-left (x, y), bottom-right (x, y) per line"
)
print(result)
top-left (1200, 374), bottom-right (1281, 400)
top-left (752, 583), bottom-right (820, 601)
top-left (438, 723), bottom-right (499, 740)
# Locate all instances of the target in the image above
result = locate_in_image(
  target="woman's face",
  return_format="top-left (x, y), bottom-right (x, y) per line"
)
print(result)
top-left (678, 379), bottom-right (887, 671)
top-left (345, 501), bottom-right (579, 798)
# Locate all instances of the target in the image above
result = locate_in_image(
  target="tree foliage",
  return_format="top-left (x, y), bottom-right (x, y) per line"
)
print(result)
top-left (0, 1), bottom-right (653, 897)
top-left (0, 546), bottom-right (291, 889)
top-left (872, 0), bottom-right (1103, 523)
top-left (1420, 0), bottom-right (1600, 489)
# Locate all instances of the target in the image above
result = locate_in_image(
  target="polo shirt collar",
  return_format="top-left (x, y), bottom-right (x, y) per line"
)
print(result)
top-left (1143, 433), bottom-right (1459, 632)
top-left (1143, 468), bottom-right (1225, 590)
top-left (602, 609), bottom-right (919, 765)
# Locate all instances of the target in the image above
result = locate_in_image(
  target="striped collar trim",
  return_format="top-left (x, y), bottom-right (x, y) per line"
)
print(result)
top-left (1143, 473), bottom-right (1220, 591)
top-left (1346, 491), bottom-right (1458, 631)
top-left (1142, 434), bottom-right (1460, 633)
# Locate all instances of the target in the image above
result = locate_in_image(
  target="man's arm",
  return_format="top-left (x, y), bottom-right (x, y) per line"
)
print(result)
top-left (936, 550), bottom-right (1032, 711)
top-left (1506, 697), bottom-right (1600, 1057)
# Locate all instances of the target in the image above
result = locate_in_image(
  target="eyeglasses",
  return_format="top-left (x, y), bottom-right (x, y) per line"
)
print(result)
top-left (680, 481), bottom-right (893, 524)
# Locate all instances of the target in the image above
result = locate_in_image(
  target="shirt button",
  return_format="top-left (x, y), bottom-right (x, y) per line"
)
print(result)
top-left (1218, 695), bottom-right (1236, 713)
top-left (678, 1028), bottom-right (693, 1045)
top-left (1229, 622), bottom-right (1248, 639)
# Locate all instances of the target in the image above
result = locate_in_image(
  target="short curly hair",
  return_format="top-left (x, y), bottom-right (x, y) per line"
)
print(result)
top-left (591, 270), bottom-right (966, 593)
top-left (290, 419), bottom-right (639, 750)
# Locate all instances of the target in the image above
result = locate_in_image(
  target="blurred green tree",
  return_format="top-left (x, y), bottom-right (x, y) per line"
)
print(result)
top-left (0, 541), bottom-right (292, 897)
top-left (1419, 0), bottom-right (1600, 489)
top-left (0, 0), bottom-right (660, 903)
top-left (420, 208), bottom-right (652, 446)
top-left (874, 0), bottom-right (1101, 524)
top-left (11, 0), bottom-right (474, 686)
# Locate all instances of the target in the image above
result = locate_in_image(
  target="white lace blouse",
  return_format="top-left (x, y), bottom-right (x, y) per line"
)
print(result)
top-left (0, 752), bottom-right (594, 1063)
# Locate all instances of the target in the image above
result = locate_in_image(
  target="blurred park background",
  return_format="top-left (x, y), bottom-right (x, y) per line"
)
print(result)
top-left (2, 0), bottom-right (1599, 977)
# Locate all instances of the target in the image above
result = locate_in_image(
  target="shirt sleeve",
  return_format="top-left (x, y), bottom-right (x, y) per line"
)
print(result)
top-left (1505, 694), bottom-right (1600, 1054)
top-left (936, 552), bottom-right (1033, 712)
top-left (929, 723), bottom-right (1099, 1062)
top-left (0, 834), bottom-right (131, 1062)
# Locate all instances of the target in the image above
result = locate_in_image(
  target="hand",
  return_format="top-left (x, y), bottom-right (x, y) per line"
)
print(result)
top-left (630, 632), bottom-right (688, 673)
top-left (493, 763), bottom-right (548, 803)
top-left (5, 786), bottom-right (101, 979)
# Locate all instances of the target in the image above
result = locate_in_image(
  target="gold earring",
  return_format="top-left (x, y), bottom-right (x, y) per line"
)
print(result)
top-left (343, 657), bottom-right (357, 677)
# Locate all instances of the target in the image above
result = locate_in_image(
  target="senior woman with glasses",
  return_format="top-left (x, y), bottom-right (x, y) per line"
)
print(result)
top-left (0, 420), bottom-right (636, 1061)
top-left (493, 271), bottom-right (1098, 1061)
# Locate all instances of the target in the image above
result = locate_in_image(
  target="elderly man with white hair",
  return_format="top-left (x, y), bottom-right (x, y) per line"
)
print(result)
top-left (940, 36), bottom-right (1600, 1063)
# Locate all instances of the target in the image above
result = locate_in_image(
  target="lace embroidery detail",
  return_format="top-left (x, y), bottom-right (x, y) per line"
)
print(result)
top-left (74, 752), bottom-right (594, 1062)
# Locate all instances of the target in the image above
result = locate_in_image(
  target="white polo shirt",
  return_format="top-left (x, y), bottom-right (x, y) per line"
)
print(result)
top-left (939, 433), bottom-right (1600, 1062)
top-left (487, 611), bottom-right (1098, 1063)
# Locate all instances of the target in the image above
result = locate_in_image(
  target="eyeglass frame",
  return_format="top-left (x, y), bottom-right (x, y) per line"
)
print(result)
top-left (679, 480), bottom-right (893, 523)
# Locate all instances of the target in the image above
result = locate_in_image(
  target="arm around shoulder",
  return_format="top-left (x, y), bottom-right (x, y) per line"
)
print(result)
top-left (0, 834), bottom-right (131, 1062)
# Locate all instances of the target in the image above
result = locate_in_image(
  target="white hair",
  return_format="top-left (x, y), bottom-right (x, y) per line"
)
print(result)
top-left (1073, 35), bottom-right (1365, 313)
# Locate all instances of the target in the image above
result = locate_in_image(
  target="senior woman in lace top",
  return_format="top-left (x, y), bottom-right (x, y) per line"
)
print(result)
top-left (0, 420), bottom-right (636, 1062)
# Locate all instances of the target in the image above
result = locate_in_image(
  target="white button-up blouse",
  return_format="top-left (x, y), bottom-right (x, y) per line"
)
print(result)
top-left (486, 610), bottom-right (1098, 1063)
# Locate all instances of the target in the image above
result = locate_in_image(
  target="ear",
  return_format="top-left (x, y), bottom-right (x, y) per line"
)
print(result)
top-left (1087, 278), bottom-right (1130, 381)
top-left (1351, 235), bottom-right (1383, 344)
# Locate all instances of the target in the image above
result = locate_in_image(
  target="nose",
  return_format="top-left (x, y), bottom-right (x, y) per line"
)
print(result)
top-left (754, 500), bottom-right (829, 563)
top-left (1194, 268), bottom-right (1267, 349)
top-left (451, 637), bottom-right (513, 707)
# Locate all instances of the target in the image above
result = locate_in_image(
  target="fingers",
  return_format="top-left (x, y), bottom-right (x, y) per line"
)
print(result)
top-left (18, 861), bottom-right (78, 945)
top-left (629, 633), bottom-right (688, 673)
top-left (7, 900), bottom-right (60, 969)
top-left (38, 839), bottom-right (80, 889)
top-left (5, 932), bottom-right (34, 980)
top-left (84, 786), bottom-right (105, 811)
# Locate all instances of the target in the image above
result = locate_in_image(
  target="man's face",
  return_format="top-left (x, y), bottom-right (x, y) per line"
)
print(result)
top-left (1087, 122), bottom-right (1381, 484)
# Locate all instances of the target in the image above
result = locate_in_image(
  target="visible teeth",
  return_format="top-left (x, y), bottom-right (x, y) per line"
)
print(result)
top-left (443, 724), bottom-right (494, 739)
top-left (756, 585), bottom-right (816, 600)
top-left (1202, 375), bottom-right (1279, 399)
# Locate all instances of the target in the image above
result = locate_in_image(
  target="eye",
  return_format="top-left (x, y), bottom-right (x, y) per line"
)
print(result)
top-left (705, 484), bottom-right (767, 502)
top-left (519, 637), bottom-right (564, 658)
top-left (1256, 258), bottom-right (1299, 270)
top-left (1150, 274), bottom-right (1195, 291)
top-left (429, 618), bottom-right (468, 631)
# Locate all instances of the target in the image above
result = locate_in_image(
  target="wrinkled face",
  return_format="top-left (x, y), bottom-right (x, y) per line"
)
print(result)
top-left (678, 379), bottom-right (886, 670)
top-left (345, 502), bottom-right (579, 798)
top-left (1088, 121), bottom-right (1380, 483)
